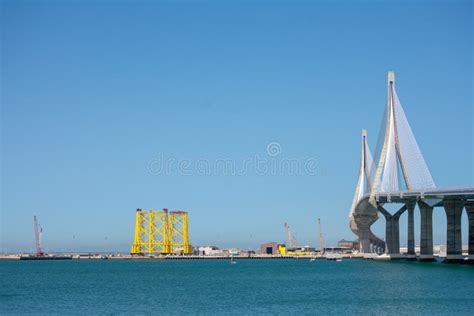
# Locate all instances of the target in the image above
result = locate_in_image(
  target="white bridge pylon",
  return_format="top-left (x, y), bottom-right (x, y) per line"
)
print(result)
top-left (370, 71), bottom-right (436, 198)
top-left (350, 71), bottom-right (436, 253)
top-left (349, 129), bottom-right (373, 235)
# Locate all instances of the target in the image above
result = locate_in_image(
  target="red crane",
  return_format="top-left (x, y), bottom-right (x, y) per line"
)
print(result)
top-left (34, 216), bottom-right (44, 256)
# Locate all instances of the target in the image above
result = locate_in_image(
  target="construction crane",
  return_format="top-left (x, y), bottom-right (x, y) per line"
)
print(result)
top-left (284, 222), bottom-right (297, 249)
top-left (317, 218), bottom-right (324, 254)
top-left (33, 216), bottom-right (44, 256)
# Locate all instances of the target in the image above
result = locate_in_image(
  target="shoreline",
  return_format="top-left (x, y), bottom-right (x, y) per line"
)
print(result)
top-left (0, 253), bottom-right (358, 260)
top-left (2, 253), bottom-right (470, 262)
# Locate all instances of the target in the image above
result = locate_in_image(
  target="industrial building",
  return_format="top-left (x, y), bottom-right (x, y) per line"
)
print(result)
top-left (260, 242), bottom-right (286, 255)
top-left (337, 239), bottom-right (359, 250)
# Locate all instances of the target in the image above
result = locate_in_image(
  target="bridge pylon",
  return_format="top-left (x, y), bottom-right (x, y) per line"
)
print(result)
top-left (370, 71), bottom-right (435, 203)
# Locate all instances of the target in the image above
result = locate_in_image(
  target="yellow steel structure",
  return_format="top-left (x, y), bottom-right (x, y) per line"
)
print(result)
top-left (169, 211), bottom-right (191, 254)
top-left (131, 210), bottom-right (143, 254)
top-left (131, 208), bottom-right (191, 255)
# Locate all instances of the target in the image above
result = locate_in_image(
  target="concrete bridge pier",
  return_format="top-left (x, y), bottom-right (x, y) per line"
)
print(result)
top-left (359, 231), bottom-right (370, 254)
top-left (406, 203), bottom-right (416, 259)
top-left (377, 242), bottom-right (385, 254)
top-left (354, 214), bottom-right (373, 253)
top-left (370, 243), bottom-right (375, 253)
top-left (377, 205), bottom-right (406, 257)
top-left (443, 200), bottom-right (464, 263)
top-left (418, 202), bottom-right (435, 262)
top-left (465, 202), bottom-right (474, 263)
top-left (374, 245), bottom-right (380, 254)
top-left (371, 242), bottom-right (384, 254)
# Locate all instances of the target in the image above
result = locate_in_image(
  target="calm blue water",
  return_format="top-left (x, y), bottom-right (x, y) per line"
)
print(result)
top-left (1, 259), bottom-right (473, 315)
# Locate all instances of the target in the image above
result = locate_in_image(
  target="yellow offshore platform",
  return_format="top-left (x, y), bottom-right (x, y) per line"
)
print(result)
top-left (131, 208), bottom-right (191, 255)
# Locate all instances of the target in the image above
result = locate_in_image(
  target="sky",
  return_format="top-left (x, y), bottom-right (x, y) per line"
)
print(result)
top-left (1, 0), bottom-right (473, 253)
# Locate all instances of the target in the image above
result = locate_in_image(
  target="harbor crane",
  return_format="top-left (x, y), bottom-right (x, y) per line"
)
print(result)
top-left (34, 216), bottom-right (44, 256)
top-left (317, 218), bottom-right (324, 254)
top-left (284, 222), bottom-right (297, 249)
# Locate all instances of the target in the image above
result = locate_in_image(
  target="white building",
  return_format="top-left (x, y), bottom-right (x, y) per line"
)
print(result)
top-left (196, 246), bottom-right (222, 256)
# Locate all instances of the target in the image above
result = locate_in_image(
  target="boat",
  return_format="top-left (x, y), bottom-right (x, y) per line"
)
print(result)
top-left (325, 253), bottom-right (343, 261)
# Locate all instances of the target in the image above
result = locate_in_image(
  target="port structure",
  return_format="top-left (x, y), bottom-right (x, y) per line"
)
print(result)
top-left (284, 222), bottom-right (297, 249)
top-left (317, 218), bottom-right (324, 253)
top-left (33, 216), bottom-right (44, 256)
top-left (131, 209), bottom-right (191, 255)
top-left (169, 211), bottom-right (191, 254)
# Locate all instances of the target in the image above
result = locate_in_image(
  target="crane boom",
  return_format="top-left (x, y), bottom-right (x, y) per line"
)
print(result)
top-left (34, 216), bottom-right (44, 256)
top-left (318, 218), bottom-right (324, 253)
top-left (284, 222), bottom-right (297, 249)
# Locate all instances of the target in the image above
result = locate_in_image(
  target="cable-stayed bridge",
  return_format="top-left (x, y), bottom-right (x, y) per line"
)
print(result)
top-left (349, 72), bottom-right (474, 262)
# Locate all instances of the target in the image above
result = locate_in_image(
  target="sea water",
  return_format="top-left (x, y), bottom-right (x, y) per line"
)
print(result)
top-left (1, 259), bottom-right (473, 315)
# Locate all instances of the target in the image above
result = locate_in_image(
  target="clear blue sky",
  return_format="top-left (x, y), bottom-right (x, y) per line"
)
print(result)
top-left (1, 0), bottom-right (472, 253)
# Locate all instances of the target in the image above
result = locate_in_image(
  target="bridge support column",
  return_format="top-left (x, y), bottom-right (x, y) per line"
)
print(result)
top-left (407, 203), bottom-right (416, 258)
top-left (418, 202), bottom-right (435, 262)
top-left (443, 200), bottom-right (464, 262)
top-left (378, 205), bottom-right (406, 257)
top-left (353, 214), bottom-right (372, 253)
top-left (443, 200), bottom-right (464, 263)
top-left (385, 217), bottom-right (394, 254)
top-left (464, 202), bottom-right (474, 263)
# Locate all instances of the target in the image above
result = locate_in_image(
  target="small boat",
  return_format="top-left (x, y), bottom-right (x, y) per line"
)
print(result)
top-left (310, 257), bottom-right (316, 262)
top-left (325, 253), bottom-right (343, 261)
top-left (230, 256), bottom-right (237, 265)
